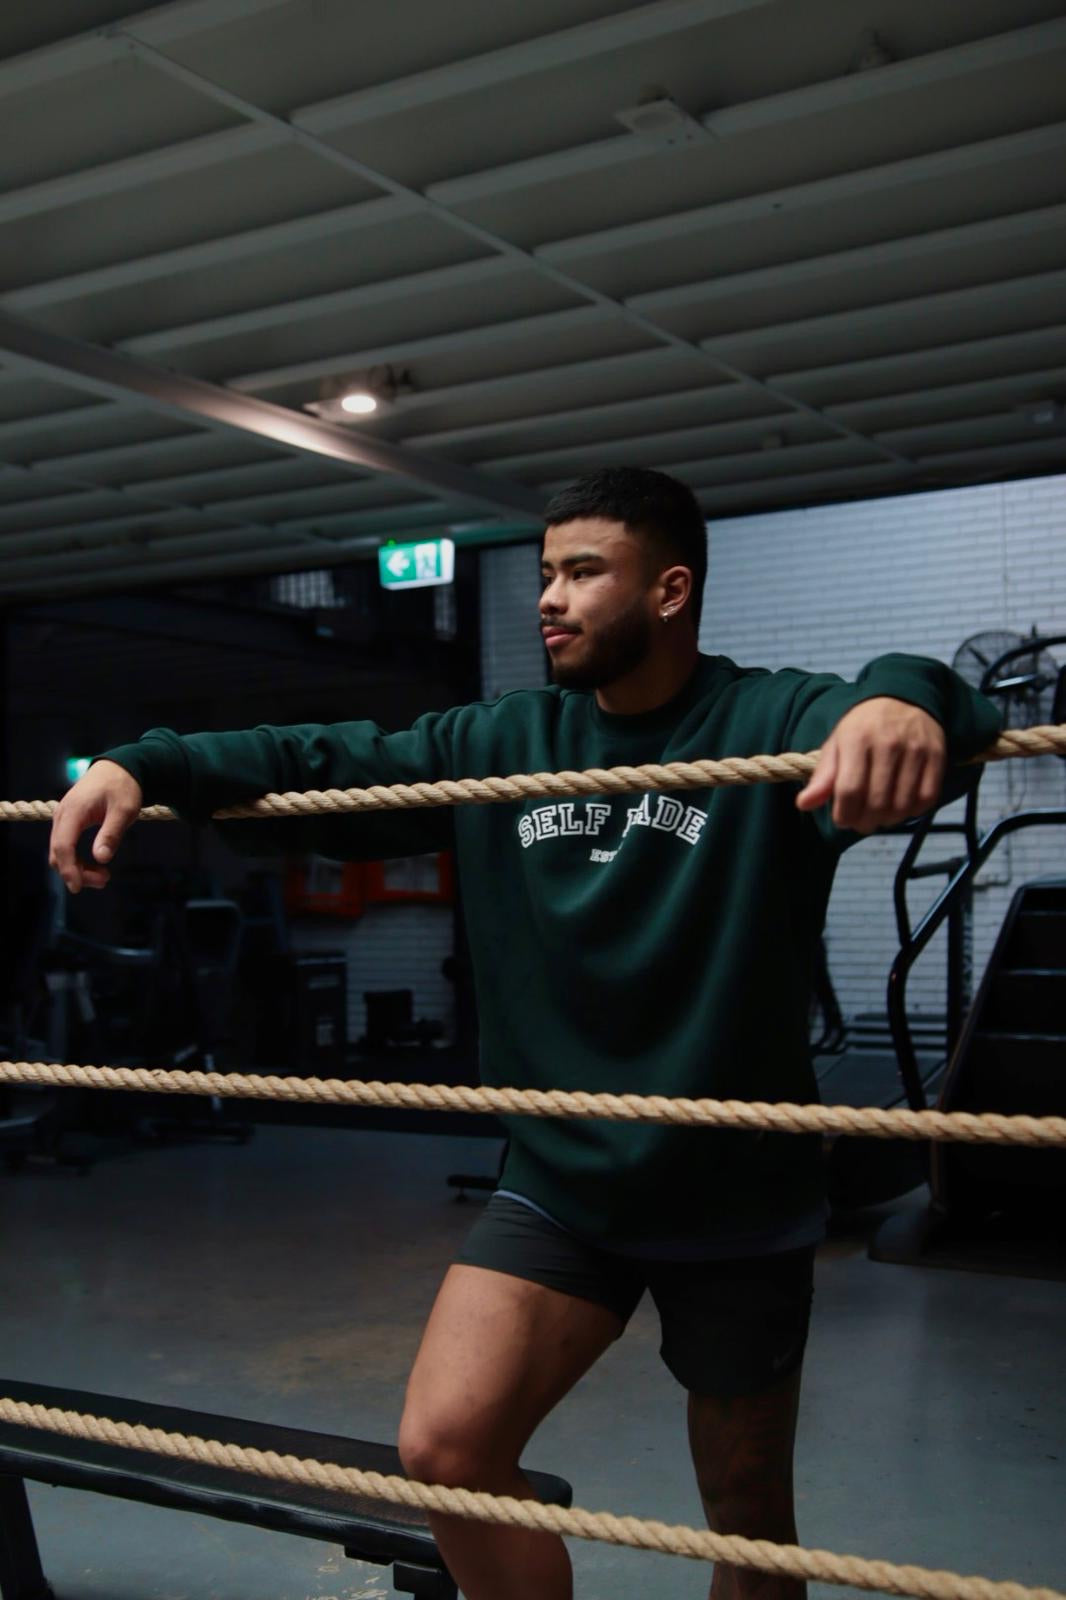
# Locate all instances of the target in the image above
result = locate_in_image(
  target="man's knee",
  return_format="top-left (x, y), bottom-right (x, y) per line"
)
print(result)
top-left (689, 1376), bottom-right (801, 1532)
top-left (398, 1405), bottom-right (508, 1488)
top-left (698, 1480), bottom-right (795, 1537)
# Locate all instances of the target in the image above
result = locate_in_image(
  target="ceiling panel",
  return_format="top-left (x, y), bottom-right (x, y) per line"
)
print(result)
top-left (0, 0), bottom-right (1063, 602)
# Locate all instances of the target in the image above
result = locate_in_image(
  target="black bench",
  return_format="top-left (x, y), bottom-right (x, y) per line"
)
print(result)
top-left (0, 1381), bottom-right (573, 1599)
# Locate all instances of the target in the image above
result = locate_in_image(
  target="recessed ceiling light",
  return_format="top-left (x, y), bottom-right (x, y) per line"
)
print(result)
top-left (340, 392), bottom-right (378, 415)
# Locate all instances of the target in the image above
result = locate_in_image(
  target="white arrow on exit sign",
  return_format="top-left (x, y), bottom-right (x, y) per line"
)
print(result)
top-left (378, 537), bottom-right (455, 590)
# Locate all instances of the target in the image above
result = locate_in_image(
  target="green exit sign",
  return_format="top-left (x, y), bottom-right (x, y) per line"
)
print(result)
top-left (378, 537), bottom-right (455, 590)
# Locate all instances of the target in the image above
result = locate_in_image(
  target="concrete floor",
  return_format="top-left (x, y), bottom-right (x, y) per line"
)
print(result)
top-left (2, 1123), bottom-right (1063, 1600)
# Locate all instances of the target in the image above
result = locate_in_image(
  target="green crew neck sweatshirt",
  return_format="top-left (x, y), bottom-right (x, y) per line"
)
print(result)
top-left (101, 652), bottom-right (1000, 1253)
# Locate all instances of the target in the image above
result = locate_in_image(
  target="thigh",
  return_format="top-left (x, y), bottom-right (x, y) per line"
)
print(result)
top-left (403, 1261), bottom-right (624, 1465)
top-left (404, 1200), bottom-right (643, 1465)
top-left (649, 1246), bottom-right (815, 1399)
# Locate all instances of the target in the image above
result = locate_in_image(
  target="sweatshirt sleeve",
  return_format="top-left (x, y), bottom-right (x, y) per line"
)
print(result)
top-left (782, 652), bottom-right (1002, 848)
top-left (98, 711), bottom-right (462, 859)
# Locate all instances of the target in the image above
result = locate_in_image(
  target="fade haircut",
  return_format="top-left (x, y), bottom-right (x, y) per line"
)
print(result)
top-left (543, 467), bottom-right (708, 628)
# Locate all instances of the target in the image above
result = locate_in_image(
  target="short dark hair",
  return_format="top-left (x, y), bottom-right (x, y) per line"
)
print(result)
top-left (543, 467), bottom-right (707, 627)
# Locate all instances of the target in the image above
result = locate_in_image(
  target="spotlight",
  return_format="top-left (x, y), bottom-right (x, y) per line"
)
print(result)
top-left (340, 392), bottom-right (378, 415)
top-left (305, 366), bottom-right (414, 424)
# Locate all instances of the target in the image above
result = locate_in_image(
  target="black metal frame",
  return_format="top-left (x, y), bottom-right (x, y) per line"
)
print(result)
top-left (887, 802), bottom-right (1066, 1110)
top-left (886, 627), bottom-right (1066, 1110)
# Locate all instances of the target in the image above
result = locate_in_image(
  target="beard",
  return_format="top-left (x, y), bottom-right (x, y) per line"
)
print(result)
top-left (547, 596), bottom-right (654, 690)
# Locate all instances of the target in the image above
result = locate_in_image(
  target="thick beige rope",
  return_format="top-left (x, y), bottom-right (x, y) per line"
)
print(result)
top-left (0, 1398), bottom-right (1059, 1600)
top-left (3, 1060), bottom-right (1065, 1146)
top-left (2, 724), bottom-right (1064, 822)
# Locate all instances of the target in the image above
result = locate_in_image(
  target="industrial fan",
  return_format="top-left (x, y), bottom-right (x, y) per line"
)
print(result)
top-left (953, 627), bottom-right (1064, 730)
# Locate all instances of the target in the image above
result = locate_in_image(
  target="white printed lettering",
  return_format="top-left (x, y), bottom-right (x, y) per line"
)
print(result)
top-left (517, 815), bottom-right (535, 849)
top-left (676, 804), bottom-right (708, 846)
top-left (651, 795), bottom-right (684, 832)
top-left (557, 802), bottom-right (584, 836)
top-left (623, 794), bottom-right (652, 836)
top-left (584, 802), bottom-right (612, 837)
top-left (532, 806), bottom-right (560, 840)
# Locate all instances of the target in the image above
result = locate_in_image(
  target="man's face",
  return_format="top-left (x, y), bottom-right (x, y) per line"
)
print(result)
top-left (539, 518), bottom-right (656, 690)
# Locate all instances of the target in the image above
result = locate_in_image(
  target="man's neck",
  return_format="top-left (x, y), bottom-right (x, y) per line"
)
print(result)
top-left (594, 636), bottom-right (701, 715)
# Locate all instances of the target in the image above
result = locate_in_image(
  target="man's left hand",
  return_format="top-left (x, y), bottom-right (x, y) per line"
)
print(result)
top-left (795, 697), bottom-right (947, 834)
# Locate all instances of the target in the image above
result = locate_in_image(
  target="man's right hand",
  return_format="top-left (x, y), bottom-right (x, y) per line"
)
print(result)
top-left (49, 759), bottom-right (144, 894)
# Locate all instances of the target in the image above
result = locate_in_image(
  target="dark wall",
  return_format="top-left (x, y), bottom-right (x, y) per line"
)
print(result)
top-left (4, 553), bottom-right (481, 948)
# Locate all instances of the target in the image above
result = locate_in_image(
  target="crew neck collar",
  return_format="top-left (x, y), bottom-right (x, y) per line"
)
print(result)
top-left (582, 655), bottom-right (719, 734)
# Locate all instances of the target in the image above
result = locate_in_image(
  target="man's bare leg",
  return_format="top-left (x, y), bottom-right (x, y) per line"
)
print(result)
top-left (688, 1367), bottom-right (806, 1600)
top-left (398, 1263), bottom-right (623, 1600)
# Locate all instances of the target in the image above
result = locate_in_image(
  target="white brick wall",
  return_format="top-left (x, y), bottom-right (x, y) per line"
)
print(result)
top-left (700, 473), bottom-right (1066, 1023)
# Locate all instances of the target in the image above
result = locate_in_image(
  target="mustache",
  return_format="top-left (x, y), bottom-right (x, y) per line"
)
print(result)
top-left (540, 621), bottom-right (581, 634)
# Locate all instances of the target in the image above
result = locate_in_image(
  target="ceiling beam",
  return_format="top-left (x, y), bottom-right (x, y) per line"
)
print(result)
top-left (0, 457), bottom-right (325, 557)
top-left (0, 0), bottom-right (289, 99)
top-left (0, 124), bottom-right (278, 224)
top-left (694, 461), bottom-right (914, 511)
top-left (292, 0), bottom-right (779, 134)
top-left (121, 255), bottom-right (527, 357)
top-left (824, 366), bottom-right (1066, 426)
top-left (0, 0), bottom-right (776, 221)
top-left (769, 324), bottom-right (1066, 393)
top-left (473, 410), bottom-right (817, 477)
top-left (1, 196), bottom-right (418, 307)
top-left (403, 381), bottom-right (765, 452)
top-left (621, 438), bottom-right (885, 484)
top-left (540, 122), bottom-right (1066, 262)
top-left (21, 431), bottom-right (251, 477)
top-left (117, 201), bottom-right (1066, 368)
top-left (429, 16), bottom-right (1066, 208)
top-left (2, 347), bottom-right (700, 449)
top-left (872, 413), bottom-right (1066, 449)
top-left (914, 439), bottom-right (1066, 473)
top-left (2, 16), bottom-right (1054, 310)
top-left (0, 311), bottom-right (545, 519)
top-left (8, 19), bottom-right (918, 503)
top-left (0, 400), bottom-right (132, 446)
top-left (227, 305), bottom-right (622, 392)
top-left (628, 204), bottom-right (1066, 316)
top-left (698, 267), bottom-right (1066, 357)
top-left (149, 69), bottom-right (906, 479)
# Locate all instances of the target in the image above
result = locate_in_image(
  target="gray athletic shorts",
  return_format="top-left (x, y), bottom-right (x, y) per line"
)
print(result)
top-left (456, 1194), bottom-right (814, 1397)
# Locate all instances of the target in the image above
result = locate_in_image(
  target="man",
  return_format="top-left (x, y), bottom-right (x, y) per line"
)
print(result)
top-left (50, 468), bottom-right (1000, 1600)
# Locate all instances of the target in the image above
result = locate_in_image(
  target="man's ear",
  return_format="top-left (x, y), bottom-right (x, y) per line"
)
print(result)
top-left (658, 564), bottom-right (693, 616)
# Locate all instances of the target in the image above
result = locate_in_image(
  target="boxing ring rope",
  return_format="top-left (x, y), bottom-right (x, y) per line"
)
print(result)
top-left (4, 725), bottom-right (1065, 1596)
top-left (1, 1059), bottom-right (1065, 1146)
top-left (1, 722), bottom-right (1064, 824)
top-left (0, 1397), bottom-right (1061, 1600)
